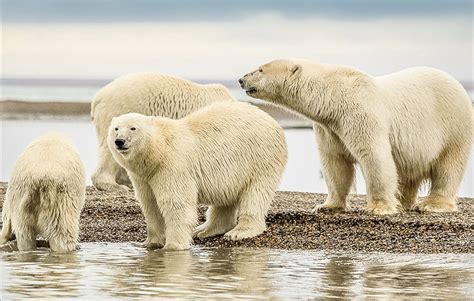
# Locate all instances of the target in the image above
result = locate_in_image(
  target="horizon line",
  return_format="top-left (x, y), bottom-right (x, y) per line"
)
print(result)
top-left (1, 77), bottom-right (473, 90)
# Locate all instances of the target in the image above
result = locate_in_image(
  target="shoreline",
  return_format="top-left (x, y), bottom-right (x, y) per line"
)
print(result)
top-left (0, 100), bottom-right (312, 128)
top-left (0, 183), bottom-right (472, 254)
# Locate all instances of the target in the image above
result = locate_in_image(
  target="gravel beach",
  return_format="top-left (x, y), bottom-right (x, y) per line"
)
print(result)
top-left (0, 182), bottom-right (472, 254)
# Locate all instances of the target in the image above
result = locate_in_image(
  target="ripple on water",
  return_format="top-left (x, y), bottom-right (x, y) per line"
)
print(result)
top-left (1, 243), bottom-right (473, 300)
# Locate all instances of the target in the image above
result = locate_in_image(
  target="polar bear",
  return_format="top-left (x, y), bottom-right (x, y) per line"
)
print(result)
top-left (239, 59), bottom-right (472, 215)
top-left (91, 73), bottom-right (235, 192)
top-left (107, 102), bottom-right (288, 250)
top-left (0, 133), bottom-right (86, 252)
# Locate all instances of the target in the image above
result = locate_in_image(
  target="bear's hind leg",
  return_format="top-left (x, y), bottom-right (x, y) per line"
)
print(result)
top-left (16, 226), bottom-right (36, 251)
top-left (14, 191), bottom-right (38, 251)
top-left (224, 184), bottom-right (272, 241)
top-left (194, 204), bottom-right (238, 239)
top-left (0, 209), bottom-right (13, 245)
top-left (414, 146), bottom-right (469, 212)
top-left (49, 236), bottom-right (77, 253)
top-left (39, 190), bottom-right (80, 253)
top-left (45, 214), bottom-right (79, 253)
top-left (398, 179), bottom-right (422, 210)
top-left (92, 144), bottom-right (130, 192)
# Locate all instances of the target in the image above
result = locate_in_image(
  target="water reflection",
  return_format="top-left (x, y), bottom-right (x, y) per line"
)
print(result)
top-left (1, 244), bottom-right (473, 300)
top-left (1, 249), bottom-right (81, 299)
top-left (318, 256), bottom-right (357, 299)
top-left (99, 247), bottom-right (273, 299)
top-left (362, 262), bottom-right (472, 299)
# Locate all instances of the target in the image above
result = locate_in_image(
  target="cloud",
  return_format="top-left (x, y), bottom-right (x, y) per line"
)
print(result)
top-left (2, 0), bottom-right (471, 23)
top-left (2, 14), bottom-right (472, 80)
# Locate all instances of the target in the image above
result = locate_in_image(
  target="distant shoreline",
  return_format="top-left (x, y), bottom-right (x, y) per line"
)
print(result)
top-left (0, 100), bottom-right (312, 128)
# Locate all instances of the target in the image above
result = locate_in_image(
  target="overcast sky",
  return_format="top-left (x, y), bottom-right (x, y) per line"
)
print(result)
top-left (1, 0), bottom-right (472, 81)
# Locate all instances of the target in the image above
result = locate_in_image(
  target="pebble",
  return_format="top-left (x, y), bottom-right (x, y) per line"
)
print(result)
top-left (0, 183), bottom-right (472, 253)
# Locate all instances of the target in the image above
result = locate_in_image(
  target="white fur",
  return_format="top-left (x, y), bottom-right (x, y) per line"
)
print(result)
top-left (91, 73), bottom-right (235, 192)
top-left (0, 133), bottom-right (86, 252)
top-left (240, 59), bottom-right (473, 215)
top-left (108, 102), bottom-right (288, 250)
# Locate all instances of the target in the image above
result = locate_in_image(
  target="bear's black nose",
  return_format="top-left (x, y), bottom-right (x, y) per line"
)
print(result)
top-left (115, 139), bottom-right (126, 148)
top-left (238, 78), bottom-right (244, 87)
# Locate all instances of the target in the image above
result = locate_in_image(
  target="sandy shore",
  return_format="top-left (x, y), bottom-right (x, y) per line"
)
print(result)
top-left (0, 182), bottom-right (472, 254)
top-left (0, 100), bottom-right (91, 118)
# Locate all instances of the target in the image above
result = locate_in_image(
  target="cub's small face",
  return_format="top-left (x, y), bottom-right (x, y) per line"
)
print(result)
top-left (108, 113), bottom-right (149, 158)
top-left (239, 59), bottom-right (302, 101)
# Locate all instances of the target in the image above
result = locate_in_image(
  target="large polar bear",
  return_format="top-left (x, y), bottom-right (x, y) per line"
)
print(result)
top-left (0, 133), bottom-right (86, 252)
top-left (107, 102), bottom-right (288, 250)
top-left (239, 59), bottom-right (473, 215)
top-left (91, 73), bottom-right (235, 192)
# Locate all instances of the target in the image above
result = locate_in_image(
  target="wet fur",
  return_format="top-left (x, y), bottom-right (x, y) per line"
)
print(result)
top-left (0, 133), bottom-right (85, 252)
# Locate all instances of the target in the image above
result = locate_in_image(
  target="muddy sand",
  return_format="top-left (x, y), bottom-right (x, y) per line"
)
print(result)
top-left (0, 183), bottom-right (472, 254)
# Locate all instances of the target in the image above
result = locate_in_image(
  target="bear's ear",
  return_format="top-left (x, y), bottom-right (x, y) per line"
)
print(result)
top-left (290, 64), bottom-right (302, 76)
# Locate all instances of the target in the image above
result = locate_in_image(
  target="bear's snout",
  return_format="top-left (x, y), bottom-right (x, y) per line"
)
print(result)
top-left (115, 138), bottom-right (126, 148)
top-left (238, 77), bottom-right (245, 87)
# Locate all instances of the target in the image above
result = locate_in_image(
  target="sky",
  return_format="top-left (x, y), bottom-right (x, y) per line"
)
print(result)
top-left (1, 0), bottom-right (472, 81)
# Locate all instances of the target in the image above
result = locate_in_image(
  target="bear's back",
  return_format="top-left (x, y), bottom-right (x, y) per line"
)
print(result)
top-left (92, 73), bottom-right (234, 120)
top-left (10, 133), bottom-right (84, 185)
top-left (184, 102), bottom-right (284, 145)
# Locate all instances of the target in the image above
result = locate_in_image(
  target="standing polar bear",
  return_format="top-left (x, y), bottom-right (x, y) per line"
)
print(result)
top-left (0, 133), bottom-right (86, 252)
top-left (239, 59), bottom-right (472, 215)
top-left (108, 102), bottom-right (288, 250)
top-left (92, 73), bottom-right (235, 192)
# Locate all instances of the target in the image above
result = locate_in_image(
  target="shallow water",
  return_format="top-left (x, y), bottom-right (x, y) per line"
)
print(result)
top-left (1, 119), bottom-right (473, 197)
top-left (1, 243), bottom-right (473, 300)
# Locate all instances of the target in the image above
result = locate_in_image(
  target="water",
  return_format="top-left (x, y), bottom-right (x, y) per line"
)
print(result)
top-left (0, 80), bottom-right (250, 103)
top-left (1, 243), bottom-right (472, 300)
top-left (1, 119), bottom-right (473, 197)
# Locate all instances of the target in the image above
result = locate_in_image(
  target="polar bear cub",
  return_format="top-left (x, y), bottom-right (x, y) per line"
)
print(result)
top-left (91, 73), bottom-right (235, 192)
top-left (239, 59), bottom-right (472, 214)
top-left (108, 102), bottom-right (288, 250)
top-left (0, 133), bottom-right (86, 252)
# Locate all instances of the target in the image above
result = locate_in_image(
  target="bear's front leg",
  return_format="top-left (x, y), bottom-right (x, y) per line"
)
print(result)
top-left (352, 137), bottom-right (400, 215)
top-left (150, 174), bottom-right (198, 251)
top-left (312, 124), bottom-right (355, 213)
top-left (131, 176), bottom-right (166, 248)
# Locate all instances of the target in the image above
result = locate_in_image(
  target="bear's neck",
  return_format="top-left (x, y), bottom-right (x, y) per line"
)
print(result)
top-left (127, 140), bottom-right (163, 180)
top-left (281, 71), bottom-right (373, 127)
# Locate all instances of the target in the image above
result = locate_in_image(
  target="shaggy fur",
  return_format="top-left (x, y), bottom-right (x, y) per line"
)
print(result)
top-left (0, 133), bottom-right (86, 252)
top-left (108, 102), bottom-right (288, 250)
top-left (91, 73), bottom-right (235, 192)
top-left (239, 59), bottom-right (472, 215)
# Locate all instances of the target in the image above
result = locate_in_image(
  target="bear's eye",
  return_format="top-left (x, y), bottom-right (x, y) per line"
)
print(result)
top-left (130, 127), bottom-right (136, 131)
top-left (114, 128), bottom-right (118, 131)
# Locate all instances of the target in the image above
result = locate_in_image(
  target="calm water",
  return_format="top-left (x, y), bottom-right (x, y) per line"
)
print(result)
top-left (1, 243), bottom-right (473, 300)
top-left (1, 119), bottom-right (473, 196)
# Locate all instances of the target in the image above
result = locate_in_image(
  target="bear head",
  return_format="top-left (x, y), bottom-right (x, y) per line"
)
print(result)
top-left (238, 59), bottom-right (308, 102)
top-left (108, 113), bottom-right (154, 161)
